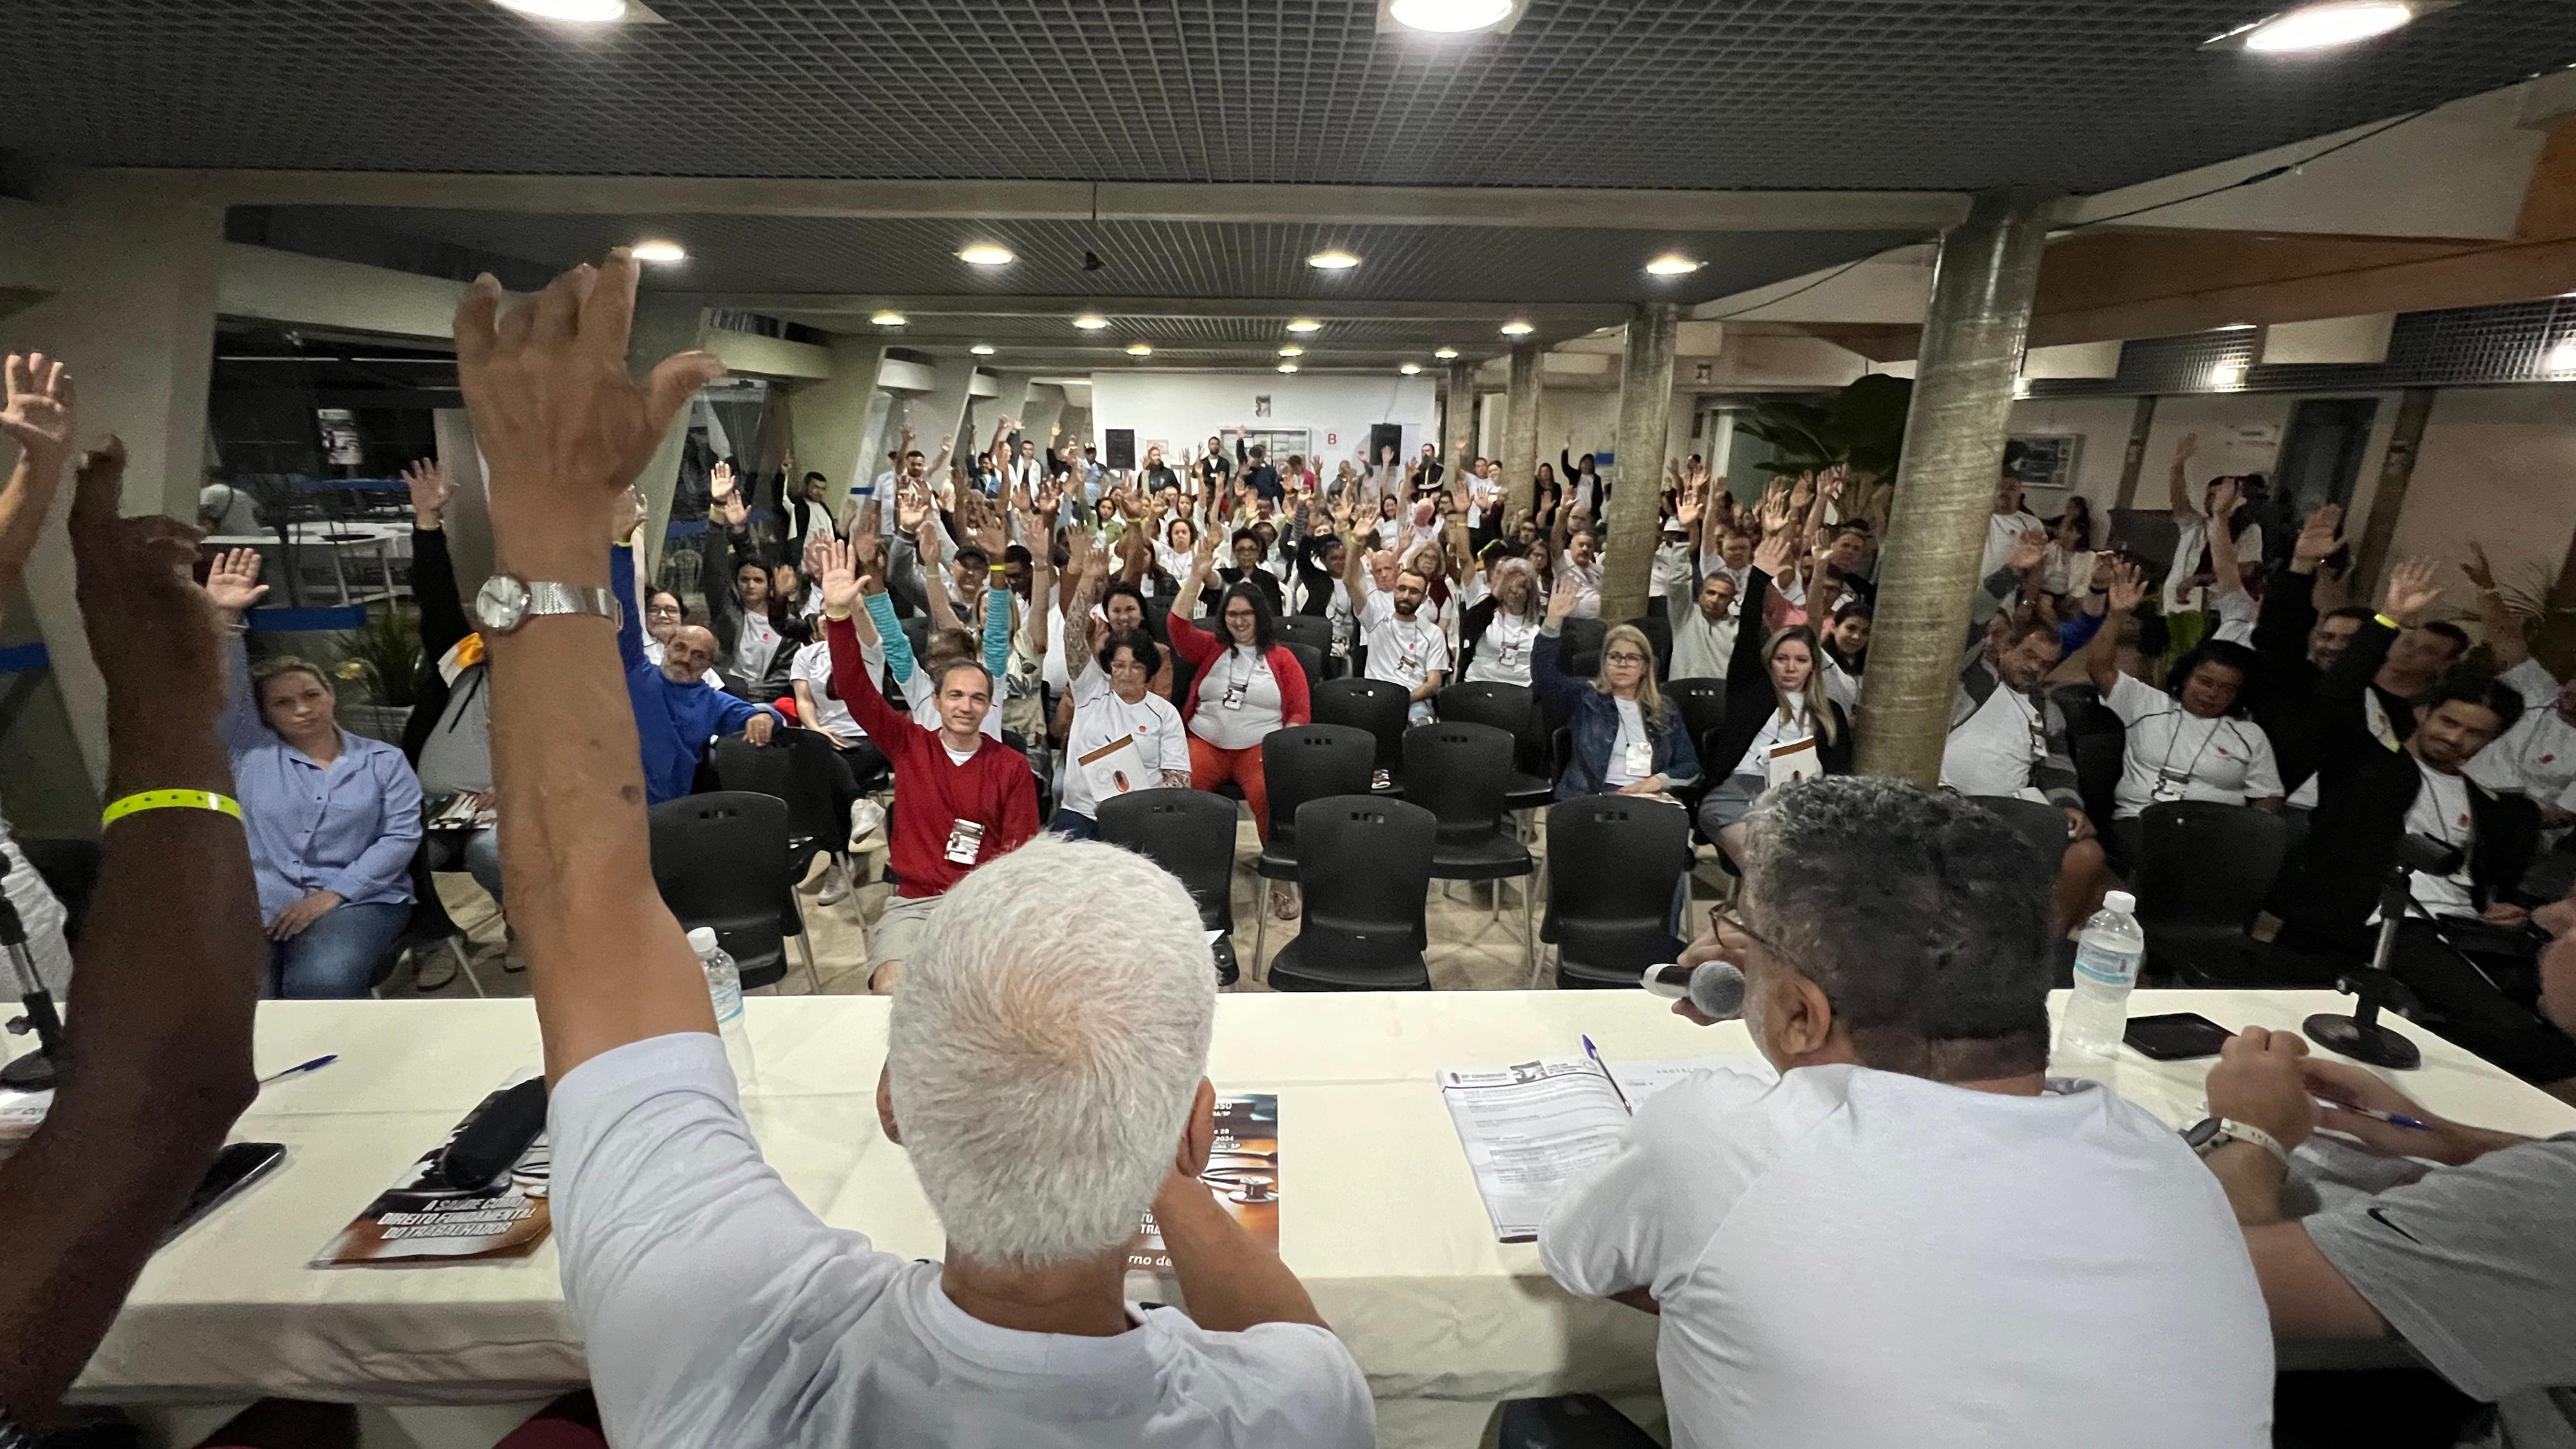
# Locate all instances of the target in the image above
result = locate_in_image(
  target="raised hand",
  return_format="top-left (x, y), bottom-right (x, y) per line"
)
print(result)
top-left (1788, 471), bottom-right (1816, 512)
top-left (402, 457), bottom-right (453, 526)
top-left (2175, 431), bottom-right (2198, 464)
top-left (610, 486), bottom-right (645, 544)
top-left (2105, 560), bottom-right (2148, 614)
top-left (917, 518), bottom-right (946, 568)
top-left (1756, 478), bottom-right (1794, 536)
top-left (201, 546), bottom-right (270, 618)
top-left (1818, 464), bottom-right (1847, 506)
top-left (895, 482), bottom-right (930, 534)
top-left (2462, 542), bottom-right (2498, 594)
top-left (1, 353), bottom-right (77, 466)
top-left (2009, 526), bottom-right (2048, 575)
top-left (1753, 525), bottom-right (1796, 578)
top-left (2208, 477), bottom-right (2241, 519)
top-left (2294, 504), bottom-right (2343, 564)
top-left (813, 535), bottom-right (862, 615)
top-left (2382, 556), bottom-right (2442, 624)
top-left (1546, 572), bottom-right (1581, 625)
top-left (67, 440), bottom-right (229, 716)
top-left (1673, 480), bottom-right (1704, 530)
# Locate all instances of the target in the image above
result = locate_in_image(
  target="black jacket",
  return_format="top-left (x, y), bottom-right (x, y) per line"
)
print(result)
top-left (1705, 567), bottom-right (1854, 783)
top-left (400, 526), bottom-right (471, 766)
top-left (2250, 567), bottom-right (2417, 792)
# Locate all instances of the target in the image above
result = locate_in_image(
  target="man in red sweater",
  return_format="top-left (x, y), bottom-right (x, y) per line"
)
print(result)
top-left (813, 537), bottom-right (1038, 993)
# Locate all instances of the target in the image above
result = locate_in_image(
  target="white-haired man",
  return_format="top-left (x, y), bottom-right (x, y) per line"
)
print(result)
top-left (456, 250), bottom-right (1370, 1449)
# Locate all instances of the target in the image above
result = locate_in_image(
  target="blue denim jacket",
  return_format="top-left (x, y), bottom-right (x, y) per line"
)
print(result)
top-left (1531, 630), bottom-right (1701, 799)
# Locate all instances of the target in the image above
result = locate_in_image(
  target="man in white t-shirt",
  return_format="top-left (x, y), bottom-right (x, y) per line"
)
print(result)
top-left (1538, 776), bottom-right (2274, 1449)
top-left (1982, 456), bottom-right (2045, 581)
top-left (1346, 541), bottom-right (1450, 724)
top-left (452, 259), bottom-right (1372, 1449)
top-left (1558, 528), bottom-right (1604, 620)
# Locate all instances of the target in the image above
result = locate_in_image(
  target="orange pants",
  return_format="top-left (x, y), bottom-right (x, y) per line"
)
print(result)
top-left (1188, 735), bottom-right (1270, 841)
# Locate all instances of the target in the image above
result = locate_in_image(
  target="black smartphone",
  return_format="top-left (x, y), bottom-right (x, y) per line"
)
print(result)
top-left (2122, 1013), bottom-right (2233, 1061)
top-left (164, 1142), bottom-right (284, 1245)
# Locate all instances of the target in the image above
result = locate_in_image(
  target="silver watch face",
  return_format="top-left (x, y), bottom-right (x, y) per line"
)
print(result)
top-left (475, 573), bottom-right (532, 632)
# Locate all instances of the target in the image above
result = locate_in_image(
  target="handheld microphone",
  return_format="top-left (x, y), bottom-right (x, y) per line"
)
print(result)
top-left (1639, 960), bottom-right (1747, 1021)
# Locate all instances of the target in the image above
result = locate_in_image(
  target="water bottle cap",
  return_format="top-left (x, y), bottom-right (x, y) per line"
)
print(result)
top-left (686, 926), bottom-right (719, 954)
top-left (2104, 891), bottom-right (2136, 916)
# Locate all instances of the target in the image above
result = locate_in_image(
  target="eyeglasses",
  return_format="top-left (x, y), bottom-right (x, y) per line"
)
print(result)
top-left (1709, 903), bottom-right (1800, 976)
top-left (1604, 651), bottom-right (1650, 666)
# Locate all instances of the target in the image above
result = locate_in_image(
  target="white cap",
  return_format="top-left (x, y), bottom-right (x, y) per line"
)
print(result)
top-left (686, 926), bottom-right (719, 955)
top-left (2104, 891), bottom-right (2136, 916)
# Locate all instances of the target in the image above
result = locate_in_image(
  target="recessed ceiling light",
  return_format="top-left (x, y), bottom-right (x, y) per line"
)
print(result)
top-left (1285, 319), bottom-right (1322, 334)
top-left (1644, 254), bottom-right (1706, 277)
top-left (494, 0), bottom-right (629, 21)
top-left (870, 310), bottom-right (907, 327)
top-left (956, 243), bottom-right (1016, 266)
top-left (1388, 0), bottom-right (1514, 33)
top-left (627, 240), bottom-right (686, 264)
top-left (1126, 343), bottom-right (1154, 356)
top-left (1277, 363), bottom-right (1300, 374)
top-left (1278, 345), bottom-right (1305, 358)
top-left (1073, 314), bottom-right (1110, 330)
top-left (970, 344), bottom-right (995, 355)
top-left (1307, 250), bottom-right (1361, 270)
top-left (1500, 320), bottom-right (1535, 336)
top-left (1434, 346), bottom-right (1460, 360)
top-left (1400, 363), bottom-right (1423, 375)
top-left (2240, 0), bottom-right (2416, 52)
top-left (2210, 358), bottom-right (2249, 388)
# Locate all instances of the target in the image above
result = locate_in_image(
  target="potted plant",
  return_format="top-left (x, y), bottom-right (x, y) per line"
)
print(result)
top-left (333, 604), bottom-right (422, 744)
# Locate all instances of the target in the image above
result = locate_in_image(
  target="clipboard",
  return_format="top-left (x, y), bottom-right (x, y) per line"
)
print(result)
top-left (1767, 736), bottom-right (1821, 788)
top-left (1077, 730), bottom-right (1149, 803)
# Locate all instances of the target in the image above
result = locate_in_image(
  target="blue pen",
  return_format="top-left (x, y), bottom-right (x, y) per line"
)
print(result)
top-left (1582, 1034), bottom-right (1632, 1113)
top-left (257, 1054), bottom-right (338, 1087)
top-left (2315, 1097), bottom-right (2434, 1131)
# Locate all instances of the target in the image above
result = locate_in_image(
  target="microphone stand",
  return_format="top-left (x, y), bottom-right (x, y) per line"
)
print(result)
top-left (2302, 861), bottom-right (2425, 1071)
top-left (0, 891), bottom-right (62, 1091)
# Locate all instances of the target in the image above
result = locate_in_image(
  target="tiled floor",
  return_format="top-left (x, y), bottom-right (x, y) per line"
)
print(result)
top-left (402, 814), bottom-right (1723, 1000)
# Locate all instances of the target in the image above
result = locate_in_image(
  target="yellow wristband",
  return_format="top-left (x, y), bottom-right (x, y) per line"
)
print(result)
top-left (2375, 612), bottom-right (2400, 631)
top-left (102, 789), bottom-right (243, 829)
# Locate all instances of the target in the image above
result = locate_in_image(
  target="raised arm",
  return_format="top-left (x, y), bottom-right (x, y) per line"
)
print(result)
top-left (2463, 543), bottom-right (2530, 670)
top-left (456, 249), bottom-right (730, 1081)
top-left (2257, 505), bottom-right (2340, 668)
top-left (403, 459), bottom-right (473, 661)
top-left (0, 443), bottom-right (261, 1421)
top-left (2167, 431), bottom-right (2199, 519)
top-left (0, 355), bottom-right (77, 622)
top-left (204, 548), bottom-right (273, 756)
top-left (2085, 561), bottom-right (2147, 696)
top-left (700, 462), bottom-right (749, 649)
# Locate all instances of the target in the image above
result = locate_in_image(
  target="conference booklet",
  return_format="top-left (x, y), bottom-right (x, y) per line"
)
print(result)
top-left (312, 1068), bottom-right (551, 1266)
top-left (1127, 1091), bottom-right (1276, 1273)
top-left (1438, 1051), bottom-right (1742, 1242)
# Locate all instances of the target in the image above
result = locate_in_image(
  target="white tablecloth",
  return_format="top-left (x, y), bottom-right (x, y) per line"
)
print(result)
top-left (65, 990), bottom-right (2576, 1434)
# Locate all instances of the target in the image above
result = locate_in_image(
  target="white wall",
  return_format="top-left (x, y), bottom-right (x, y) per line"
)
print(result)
top-left (1537, 388), bottom-right (1620, 466)
top-left (2388, 384), bottom-right (2576, 610)
top-left (1084, 371), bottom-right (1438, 474)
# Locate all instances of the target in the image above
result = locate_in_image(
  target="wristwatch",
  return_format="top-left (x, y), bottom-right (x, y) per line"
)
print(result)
top-left (2184, 1116), bottom-right (2291, 1170)
top-left (472, 574), bottom-right (622, 634)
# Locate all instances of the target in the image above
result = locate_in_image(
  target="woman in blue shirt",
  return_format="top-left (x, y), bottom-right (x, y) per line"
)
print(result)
top-left (208, 550), bottom-right (422, 997)
top-left (1531, 575), bottom-right (1700, 800)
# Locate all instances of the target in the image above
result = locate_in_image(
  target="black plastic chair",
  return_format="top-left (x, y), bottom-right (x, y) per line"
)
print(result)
top-left (1498, 1395), bottom-right (1662, 1449)
top-left (1250, 724), bottom-right (1377, 970)
top-left (1664, 677), bottom-right (1729, 749)
top-left (1966, 795), bottom-right (2078, 877)
top-left (712, 729), bottom-right (842, 886)
top-left (1436, 680), bottom-right (1554, 814)
top-left (1098, 790), bottom-right (1243, 986)
top-left (369, 839), bottom-right (484, 998)
top-left (2072, 729), bottom-right (2126, 843)
top-left (2130, 801), bottom-right (2327, 986)
top-left (1539, 795), bottom-right (1694, 989)
top-left (1273, 613), bottom-right (1331, 657)
top-left (1266, 795), bottom-right (1436, 991)
top-left (648, 791), bottom-right (815, 992)
top-left (1556, 617), bottom-right (1608, 685)
top-left (1283, 641), bottom-right (1325, 702)
top-left (1311, 677), bottom-right (1410, 790)
top-left (1405, 721), bottom-right (1537, 972)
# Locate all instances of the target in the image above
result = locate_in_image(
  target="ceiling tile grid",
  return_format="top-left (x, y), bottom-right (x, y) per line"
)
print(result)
top-left (4, 0), bottom-right (2572, 192)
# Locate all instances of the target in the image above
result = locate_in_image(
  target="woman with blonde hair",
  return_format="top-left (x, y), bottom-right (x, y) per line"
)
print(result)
top-left (1462, 553), bottom-right (1544, 686)
top-left (1696, 527), bottom-right (1854, 865)
top-left (1532, 577), bottom-right (1699, 799)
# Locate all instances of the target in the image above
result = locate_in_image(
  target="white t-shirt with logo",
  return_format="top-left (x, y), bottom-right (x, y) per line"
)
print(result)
top-left (1982, 508), bottom-right (2044, 580)
top-left (1359, 590), bottom-right (1450, 723)
top-left (1540, 1061), bottom-right (2273, 1449)
top-left (551, 1032), bottom-right (1375, 1449)
top-left (1059, 659), bottom-right (1189, 820)
top-left (2405, 760), bottom-right (2479, 917)
top-left (1941, 684), bottom-right (2044, 801)
top-left (2102, 673), bottom-right (2283, 818)
top-left (1469, 610), bottom-right (1540, 687)
top-left (2467, 660), bottom-right (2576, 829)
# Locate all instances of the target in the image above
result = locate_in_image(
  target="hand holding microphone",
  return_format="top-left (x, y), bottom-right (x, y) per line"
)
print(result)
top-left (1641, 959), bottom-right (1746, 1026)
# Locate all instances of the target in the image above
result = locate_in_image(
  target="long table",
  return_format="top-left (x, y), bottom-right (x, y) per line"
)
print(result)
top-left (65, 990), bottom-right (2576, 1445)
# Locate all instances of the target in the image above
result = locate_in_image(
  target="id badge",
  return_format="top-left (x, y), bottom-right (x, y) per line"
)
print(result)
top-left (1500, 640), bottom-right (1521, 669)
top-left (1399, 649), bottom-right (1422, 673)
top-left (1330, 633), bottom-right (1351, 659)
top-left (944, 818), bottom-right (986, 866)
top-left (1222, 684), bottom-right (1246, 710)
top-left (1624, 741), bottom-right (1653, 776)
top-left (2152, 769), bottom-right (2189, 802)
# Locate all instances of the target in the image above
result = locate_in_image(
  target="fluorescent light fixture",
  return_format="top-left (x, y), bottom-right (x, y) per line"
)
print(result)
top-left (2209, 358), bottom-right (2249, 388)
top-left (626, 240), bottom-right (686, 264)
top-left (1307, 249), bottom-right (1361, 270)
top-left (495, 0), bottom-right (629, 20)
top-left (869, 310), bottom-right (907, 326)
top-left (1278, 346), bottom-right (1305, 358)
top-left (1434, 346), bottom-right (1460, 359)
top-left (1388, 0), bottom-right (1513, 32)
top-left (970, 344), bottom-right (995, 355)
top-left (1499, 320), bottom-right (1535, 336)
top-left (1400, 363), bottom-right (1423, 375)
top-left (1644, 254), bottom-right (1706, 277)
top-left (1073, 314), bottom-right (1110, 330)
top-left (2545, 337), bottom-right (2576, 374)
top-left (2242, 0), bottom-right (2416, 50)
top-left (1125, 343), bottom-right (1154, 356)
top-left (956, 243), bottom-right (1016, 266)
top-left (1285, 319), bottom-right (1322, 334)
top-left (1277, 363), bottom-right (1300, 374)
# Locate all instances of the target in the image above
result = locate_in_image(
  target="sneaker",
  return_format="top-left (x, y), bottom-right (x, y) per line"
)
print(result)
top-left (848, 799), bottom-right (887, 855)
top-left (816, 857), bottom-right (853, 907)
top-left (412, 949), bottom-right (459, 992)
top-left (1270, 882), bottom-right (1300, 921)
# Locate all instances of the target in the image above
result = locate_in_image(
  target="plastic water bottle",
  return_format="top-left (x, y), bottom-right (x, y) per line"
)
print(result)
top-left (690, 926), bottom-right (758, 1087)
top-left (2058, 891), bottom-right (2146, 1058)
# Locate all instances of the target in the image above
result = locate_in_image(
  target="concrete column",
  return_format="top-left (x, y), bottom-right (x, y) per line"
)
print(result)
top-left (1016, 383), bottom-right (1066, 459)
top-left (1598, 303), bottom-right (1680, 625)
top-left (625, 296), bottom-right (708, 577)
top-left (909, 358), bottom-right (980, 476)
top-left (1058, 403), bottom-right (1092, 454)
top-left (982, 370), bottom-right (1038, 453)
top-left (1441, 362), bottom-right (1476, 481)
top-left (1499, 342), bottom-right (1545, 523)
top-left (787, 335), bottom-right (890, 500)
top-left (1854, 188), bottom-right (2055, 785)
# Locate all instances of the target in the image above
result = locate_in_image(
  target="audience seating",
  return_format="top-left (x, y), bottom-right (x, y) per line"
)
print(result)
top-left (1283, 640), bottom-right (1325, 700)
top-left (647, 791), bottom-right (817, 992)
top-left (2131, 801), bottom-right (2336, 987)
top-left (371, 841), bottom-right (483, 999)
top-left (1554, 617), bottom-right (1608, 691)
top-left (1966, 795), bottom-right (2080, 877)
top-left (1664, 677), bottom-right (1729, 751)
top-left (1265, 795), bottom-right (1436, 992)
top-left (1310, 677), bottom-right (1409, 790)
top-left (1436, 681), bottom-right (1555, 814)
top-left (1250, 724), bottom-right (1378, 970)
top-left (1097, 789), bottom-right (1243, 986)
top-left (1636, 609), bottom-right (1673, 682)
top-left (1272, 611), bottom-right (1331, 663)
top-left (1537, 795), bottom-right (1694, 990)
top-left (1497, 1394), bottom-right (1664, 1449)
top-left (1402, 721), bottom-right (1537, 971)
top-left (711, 730), bottom-right (842, 885)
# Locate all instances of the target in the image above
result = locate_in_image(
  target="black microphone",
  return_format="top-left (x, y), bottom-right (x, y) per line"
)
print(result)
top-left (1639, 960), bottom-right (1747, 1020)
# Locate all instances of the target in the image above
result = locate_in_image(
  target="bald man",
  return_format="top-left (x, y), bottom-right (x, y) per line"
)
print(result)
top-left (613, 546), bottom-right (778, 804)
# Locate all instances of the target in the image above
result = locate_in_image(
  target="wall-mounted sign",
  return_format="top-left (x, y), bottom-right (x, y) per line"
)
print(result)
top-left (1254, 395), bottom-right (1273, 418)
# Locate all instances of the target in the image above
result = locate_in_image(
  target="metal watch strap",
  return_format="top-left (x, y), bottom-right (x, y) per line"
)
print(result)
top-left (525, 581), bottom-right (621, 629)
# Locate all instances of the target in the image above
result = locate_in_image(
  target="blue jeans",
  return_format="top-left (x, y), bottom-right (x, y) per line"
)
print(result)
top-left (270, 901), bottom-right (411, 999)
top-left (462, 827), bottom-right (504, 907)
top-left (1048, 808), bottom-right (1099, 840)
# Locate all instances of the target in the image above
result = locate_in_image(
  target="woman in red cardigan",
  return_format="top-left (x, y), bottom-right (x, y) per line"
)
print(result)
top-left (1172, 531), bottom-right (1313, 918)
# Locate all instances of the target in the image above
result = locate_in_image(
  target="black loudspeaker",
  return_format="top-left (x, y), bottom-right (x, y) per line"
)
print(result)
top-left (1368, 422), bottom-right (1405, 465)
top-left (1105, 429), bottom-right (1137, 471)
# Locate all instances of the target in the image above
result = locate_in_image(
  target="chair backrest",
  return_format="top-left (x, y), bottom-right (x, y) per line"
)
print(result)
top-left (1965, 795), bottom-right (2074, 877)
top-left (2133, 801), bottom-right (2290, 933)
top-left (1439, 680), bottom-right (1544, 773)
top-left (1542, 795), bottom-right (1693, 969)
top-left (1400, 721), bottom-right (1514, 843)
top-left (2071, 728), bottom-right (2125, 836)
top-left (1294, 794), bottom-right (1436, 941)
top-left (1273, 613), bottom-right (1331, 655)
top-left (1097, 788), bottom-right (1239, 933)
top-left (648, 791), bottom-right (792, 988)
top-left (1557, 617), bottom-right (1608, 680)
top-left (1637, 610), bottom-right (1673, 680)
top-left (1664, 677), bottom-right (1729, 746)
top-left (710, 732), bottom-right (839, 859)
top-left (1259, 724), bottom-right (1376, 847)
top-left (1311, 677), bottom-right (1409, 770)
top-left (1284, 641), bottom-right (1324, 700)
